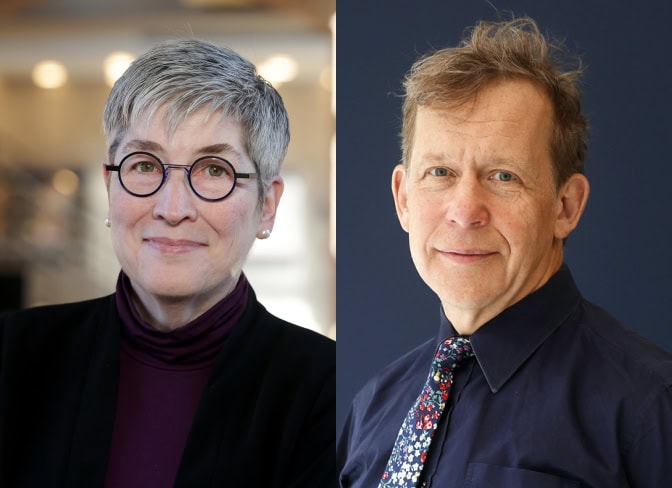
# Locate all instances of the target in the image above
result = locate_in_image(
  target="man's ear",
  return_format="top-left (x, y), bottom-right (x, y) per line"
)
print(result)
top-left (554, 173), bottom-right (590, 240)
top-left (391, 164), bottom-right (410, 233)
top-left (257, 176), bottom-right (284, 237)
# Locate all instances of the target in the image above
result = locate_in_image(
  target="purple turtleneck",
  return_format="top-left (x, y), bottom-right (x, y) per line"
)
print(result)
top-left (104, 272), bottom-right (249, 488)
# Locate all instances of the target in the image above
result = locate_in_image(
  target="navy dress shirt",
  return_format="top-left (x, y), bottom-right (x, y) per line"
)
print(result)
top-left (338, 265), bottom-right (672, 487)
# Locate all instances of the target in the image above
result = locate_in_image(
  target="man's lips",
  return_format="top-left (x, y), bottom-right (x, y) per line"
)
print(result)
top-left (144, 237), bottom-right (206, 253)
top-left (438, 248), bottom-right (497, 262)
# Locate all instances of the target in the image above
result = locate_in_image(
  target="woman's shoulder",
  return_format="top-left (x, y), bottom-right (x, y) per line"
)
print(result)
top-left (248, 301), bottom-right (334, 370)
top-left (256, 305), bottom-right (333, 346)
top-left (1, 295), bottom-right (114, 337)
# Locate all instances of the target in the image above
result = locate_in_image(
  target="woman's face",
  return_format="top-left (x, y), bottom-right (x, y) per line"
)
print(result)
top-left (105, 107), bottom-right (282, 327)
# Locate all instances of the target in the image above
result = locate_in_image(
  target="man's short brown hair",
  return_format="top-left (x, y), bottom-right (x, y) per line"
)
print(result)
top-left (401, 17), bottom-right (587, 188)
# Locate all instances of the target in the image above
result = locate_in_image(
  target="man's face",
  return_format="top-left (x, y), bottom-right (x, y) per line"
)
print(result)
top-left (392, 79), bottom-right (588, 332)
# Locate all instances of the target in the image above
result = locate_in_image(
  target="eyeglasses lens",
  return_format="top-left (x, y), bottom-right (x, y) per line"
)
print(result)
top-left (119, 153), bottom-right (236, 200)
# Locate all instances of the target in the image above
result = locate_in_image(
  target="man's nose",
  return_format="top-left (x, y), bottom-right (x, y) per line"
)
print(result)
top-left (445, 176), bottom-right (489, 228)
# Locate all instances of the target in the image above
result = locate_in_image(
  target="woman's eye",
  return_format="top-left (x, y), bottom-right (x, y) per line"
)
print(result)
top-left (429, 167), bottom-right (449, 177)
top-left (200, 163), bottom-right (232, 178)
top-left (206, 165), bottom-right (225, 177)
top-left (135, 161), bottom-right (159, 173)
top-left (492, 171), bottom-right (515, 182)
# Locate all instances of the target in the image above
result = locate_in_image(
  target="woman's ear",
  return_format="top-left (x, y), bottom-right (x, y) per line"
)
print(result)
top-left (554, 173), bottom-right (590, 240)
top-left (102, 162), bottom-right (112, 196)
top-left (257, 176), bottom-right (284, 238)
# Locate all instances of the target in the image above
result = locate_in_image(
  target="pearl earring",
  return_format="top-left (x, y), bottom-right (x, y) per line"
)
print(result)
top-left (105, 217), bottom-right (111, 228)
top-left (258, 229), bottom-right (271, 239)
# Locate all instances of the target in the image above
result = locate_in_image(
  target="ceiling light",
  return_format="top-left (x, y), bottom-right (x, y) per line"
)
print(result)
top-left (52, 169), bottom-right (79, 196)
top-left (258, 55), bottom-right (298, 85)
top-left (32, 60), bottom-right (68, 89)
top-left (104, 51), bottom-right (135, 87)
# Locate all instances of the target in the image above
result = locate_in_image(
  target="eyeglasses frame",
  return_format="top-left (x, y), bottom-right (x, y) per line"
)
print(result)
top-left (105, 151), bottom-right (258, 202)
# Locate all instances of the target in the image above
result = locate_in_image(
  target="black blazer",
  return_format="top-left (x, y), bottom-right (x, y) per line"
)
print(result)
top-left (0, 288), bottom-right (335, 487)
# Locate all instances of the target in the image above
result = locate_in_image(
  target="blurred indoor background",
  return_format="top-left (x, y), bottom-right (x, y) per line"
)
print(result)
top-left (0, 0), bottom-right (335, 338)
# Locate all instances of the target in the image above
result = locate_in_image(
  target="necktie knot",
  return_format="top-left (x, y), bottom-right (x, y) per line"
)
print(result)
top-left (433, 336), bottom-right (474, 373)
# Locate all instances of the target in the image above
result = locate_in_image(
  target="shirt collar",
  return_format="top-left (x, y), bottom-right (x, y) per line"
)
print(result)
top-left (438, 264), bottom-right (582, 393)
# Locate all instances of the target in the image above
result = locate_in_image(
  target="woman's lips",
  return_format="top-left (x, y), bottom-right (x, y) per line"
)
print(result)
top-left (144, 237), bottom-right (205, 254)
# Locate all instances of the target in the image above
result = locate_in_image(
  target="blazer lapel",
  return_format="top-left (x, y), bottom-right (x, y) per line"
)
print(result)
top-left (66, 295), bottom-right (121, 486)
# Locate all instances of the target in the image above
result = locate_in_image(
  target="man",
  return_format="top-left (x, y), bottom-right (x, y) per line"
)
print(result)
top-left (337, 17), bottom-right (672, 487)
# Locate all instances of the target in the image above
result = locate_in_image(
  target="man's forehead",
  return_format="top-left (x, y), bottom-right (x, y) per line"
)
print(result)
top-left (419, 78), bottom-right (552, 116)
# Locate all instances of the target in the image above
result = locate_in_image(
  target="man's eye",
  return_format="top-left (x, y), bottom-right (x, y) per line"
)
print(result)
top-left (429, 167), bottom-right (449, 176)
top-left (492, 171), bottom-right (515, 182)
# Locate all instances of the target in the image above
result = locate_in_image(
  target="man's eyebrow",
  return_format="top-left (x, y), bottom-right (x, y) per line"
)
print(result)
top-left (416, 152), bottom-right (453, 165)
top-left (417, 152), bottom-right (524, 167)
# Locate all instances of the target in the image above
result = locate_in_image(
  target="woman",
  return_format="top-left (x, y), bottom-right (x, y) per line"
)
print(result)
top-left (0, 40), bottom-right (335, 487)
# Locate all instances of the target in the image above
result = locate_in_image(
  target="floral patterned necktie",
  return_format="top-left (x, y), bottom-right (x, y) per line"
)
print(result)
top-left (379, 336), bottom-right (474, 487)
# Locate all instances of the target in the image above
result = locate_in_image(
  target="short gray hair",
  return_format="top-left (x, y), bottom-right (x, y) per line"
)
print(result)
top-left (103, 39), bottom-right (290, 198)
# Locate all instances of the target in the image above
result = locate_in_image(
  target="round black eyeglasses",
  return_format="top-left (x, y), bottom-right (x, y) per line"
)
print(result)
top-left (105, 151), bottom-right (258, 202)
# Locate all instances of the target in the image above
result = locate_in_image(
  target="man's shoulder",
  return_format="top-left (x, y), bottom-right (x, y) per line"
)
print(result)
top-left (352, 337), bottom-right (435, 410)
top-left (578, 299), bottom-right (672, 386)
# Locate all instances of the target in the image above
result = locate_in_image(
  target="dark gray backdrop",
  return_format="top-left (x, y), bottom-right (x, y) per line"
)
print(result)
top-left (336, 0), bottom-right (672, 432)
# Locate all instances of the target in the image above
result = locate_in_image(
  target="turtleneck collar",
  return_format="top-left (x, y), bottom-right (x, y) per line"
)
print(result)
top-left (115, 271), bottom-right (249, 368)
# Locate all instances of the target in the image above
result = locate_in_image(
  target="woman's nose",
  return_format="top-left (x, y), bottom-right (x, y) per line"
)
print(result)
top-left (151, 168), bottom-right (198, 224)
